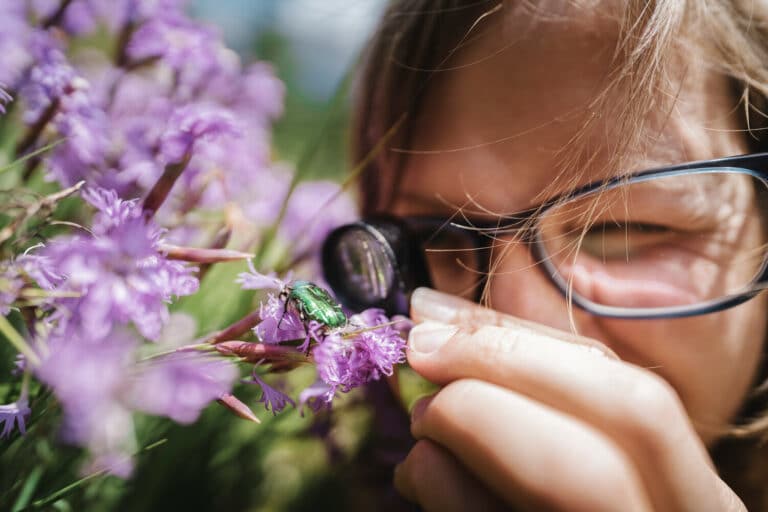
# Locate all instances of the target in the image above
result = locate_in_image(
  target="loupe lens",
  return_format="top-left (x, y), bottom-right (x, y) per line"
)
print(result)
top-left (322, 224), bottom-right (398, 312)
top-left (323, 217), bottom-right (433, 316)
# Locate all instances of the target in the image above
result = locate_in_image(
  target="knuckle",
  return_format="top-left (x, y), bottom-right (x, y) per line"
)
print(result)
top-left (573, 436), bottom-right (647, 511)
top-left (617, 369), bottom-right (685, 448)
top-left (466, 325), bottom-right (520, 360)
top-left (455, 305), bottom-right (506, 330)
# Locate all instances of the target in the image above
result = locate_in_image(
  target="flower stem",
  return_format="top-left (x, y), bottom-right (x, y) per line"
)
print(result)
top-left (0, 315), bottom-right (40, 366)
top-left (206, 310), bottom-right (262, 344)
top-left (41, 0), bottom-right (74, 29)
top-left (140, 343), bottom-right (214, 362)
top-left (142, 153), bottom-right (192, 219)
top-left (16, 99), bottom-right (60, 180)
top-left (197, 226), bottom-right (231, 280)
top-left (159, 244), bottom-right (253, 264)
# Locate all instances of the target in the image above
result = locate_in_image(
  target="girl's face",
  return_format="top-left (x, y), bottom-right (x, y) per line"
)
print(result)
top-left (389, 14), bottom-right (768, 443)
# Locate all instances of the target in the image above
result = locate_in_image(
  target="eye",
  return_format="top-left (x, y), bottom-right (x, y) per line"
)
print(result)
top-left (579, 221), bottom-right (676, 260)
top-left (422, 227), bottom-right (486, 299)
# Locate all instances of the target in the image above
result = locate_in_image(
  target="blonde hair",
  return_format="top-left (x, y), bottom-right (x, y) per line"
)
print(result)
top-left (352, 1), bottom-right (768, 508)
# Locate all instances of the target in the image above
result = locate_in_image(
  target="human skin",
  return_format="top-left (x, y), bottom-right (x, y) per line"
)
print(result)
top-left (389, 9), bottom-right (767, 512)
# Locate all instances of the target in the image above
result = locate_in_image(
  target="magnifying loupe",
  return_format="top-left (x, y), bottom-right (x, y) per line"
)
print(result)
top-left (321, 217), bottom-right (432, 316)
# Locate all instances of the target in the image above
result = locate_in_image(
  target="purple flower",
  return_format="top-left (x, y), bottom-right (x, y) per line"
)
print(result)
top-left (126, 14), bottom-right (225, 94)
top-left (280, 180), bottom-right (357, 258)
top-left (18, 42), bottom-right (110, 187)
top-left (127, 15), bottom-right (216, 69)
top-left (205, 62), bottom-right (284, 124)
top-left (236, 260), bottom-right (286, 291)
top-left (0, 85), bottom-right (12, 114)
top-left (129, 352), bottom-right (237, 424)
top-left (0, 396), bottom-right (30, 438)
top-left (237, 63), bottom-right (285, 121)
top-left (16, 252), bottom-right (66, 291)
top-left (246, 371), bottom-right (295, 415)
top-left (11, 354), bottom-right (26, 377)
top-left (159, 103), bottom-right (242, 163)
top-left (31, 0), bottom-right (99, 34)
top-left (312, 309), bottom-right (406, 398)
top-left (0, 263), bottom-right (23, 315)
top-left (35, 328), bottom-right (138, 476)
top-left (81, 186), bottom-right (142, 233)
top-left (0, 3), bottom-right (36, 86)
top-left (19, 44), bottom-right (76, 122)
top-left (297, 380), bottom-right (333, 415)
top-left (253, 294), bottom-right (305, 344)
top-left (35, 188), bottom-right (198, 340)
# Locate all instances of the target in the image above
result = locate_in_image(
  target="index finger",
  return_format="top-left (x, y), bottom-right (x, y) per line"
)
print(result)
top-left (410, 287), bottom-right (618, 359)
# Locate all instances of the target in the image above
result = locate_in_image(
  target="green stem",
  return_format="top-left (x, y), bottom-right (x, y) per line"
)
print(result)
top-left (139, 343), bottom-right (215, 362)
top-left (0, 315), bottom-right (40, 366)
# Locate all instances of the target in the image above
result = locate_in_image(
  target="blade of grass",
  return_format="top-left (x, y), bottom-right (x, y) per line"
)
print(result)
top-left (0, 315), bottom-right (40, 366)
top-left (0, 139), bottom-right (65, 175)
top-left (18, 439), bottom-right (168, 511)
top-left (10, 467), bottom-right (43, 512)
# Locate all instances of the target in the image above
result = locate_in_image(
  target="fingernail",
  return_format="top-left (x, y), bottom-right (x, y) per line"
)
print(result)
top-left (411, 287), bottom-right (473, 323)
top-left (408, 321), bottom-right (458, 354)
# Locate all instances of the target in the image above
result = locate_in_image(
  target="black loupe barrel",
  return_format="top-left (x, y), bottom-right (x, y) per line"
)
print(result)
top-left (321, 217), bottom-right (431, 316)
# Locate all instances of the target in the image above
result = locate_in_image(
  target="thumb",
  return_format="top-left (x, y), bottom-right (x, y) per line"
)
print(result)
top-left (409, 287), bottom-right (618, 360)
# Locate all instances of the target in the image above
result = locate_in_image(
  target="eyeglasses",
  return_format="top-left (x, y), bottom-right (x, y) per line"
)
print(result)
top-left (322, 152), bottom-right (768, 319)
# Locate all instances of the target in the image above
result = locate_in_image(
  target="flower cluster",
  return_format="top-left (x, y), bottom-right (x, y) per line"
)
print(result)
top-left (235, 265), bottom-right (409, 414)
top-left (0, 0), bottom-right (368, 480)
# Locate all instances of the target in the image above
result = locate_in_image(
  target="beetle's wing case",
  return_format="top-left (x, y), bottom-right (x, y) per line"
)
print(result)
top-left (289, 282), bottom-right (347, 328)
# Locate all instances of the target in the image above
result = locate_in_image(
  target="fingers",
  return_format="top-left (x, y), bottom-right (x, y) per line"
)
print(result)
top-left (410, 287), bottom-right (618, 359)
top-left (394, 438), bottom-right (509, 512)
top-left (406, 289), bottom-right (737, 511)
top-left (410, 380), bottom-right (654, 512)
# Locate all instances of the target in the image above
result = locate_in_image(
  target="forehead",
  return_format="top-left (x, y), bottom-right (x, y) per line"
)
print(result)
top-left (393, 7), bottom-right (747, 215)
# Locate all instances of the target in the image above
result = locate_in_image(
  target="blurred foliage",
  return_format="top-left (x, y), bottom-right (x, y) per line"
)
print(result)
top-left (257, 30), bottom-right (352, 183)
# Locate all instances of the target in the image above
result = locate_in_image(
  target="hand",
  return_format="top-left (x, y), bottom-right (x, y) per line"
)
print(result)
top-left (393, 288), bottom-right (745, 512)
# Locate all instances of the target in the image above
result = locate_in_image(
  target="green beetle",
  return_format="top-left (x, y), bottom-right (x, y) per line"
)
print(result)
top-left (280, 280), bottom-right (347, 329)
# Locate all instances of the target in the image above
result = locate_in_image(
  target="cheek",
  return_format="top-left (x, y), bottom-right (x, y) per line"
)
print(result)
top-left (594, 294), bottom-right (768, 443)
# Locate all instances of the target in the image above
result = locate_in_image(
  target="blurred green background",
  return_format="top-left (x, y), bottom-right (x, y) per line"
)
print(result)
top-left (0, 2), bottom-right (444, 511)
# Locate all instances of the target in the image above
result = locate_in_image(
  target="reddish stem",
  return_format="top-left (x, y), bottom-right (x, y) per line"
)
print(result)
top-left (142, 153), bottom-right (191, 219)
top-left (16, 99), bottom-right (60, 158)
top-left (198, 227), bottom-right (232, 280)
top-left (214, 341), bottom-right (307, 364)
top-left (206, 310), bottom-right (262, 344)
top-left (217, 393), bottom-right (261, 424)
top-left (42, 0), bottom-right (74, 29)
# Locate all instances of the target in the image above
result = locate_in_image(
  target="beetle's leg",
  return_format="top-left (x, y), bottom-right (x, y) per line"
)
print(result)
top-left (277, 297), bottom-right (290, 330)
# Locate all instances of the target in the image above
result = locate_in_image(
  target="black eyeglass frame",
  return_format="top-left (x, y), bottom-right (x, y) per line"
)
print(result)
top-left (323, 152), bottom-right (768, 319)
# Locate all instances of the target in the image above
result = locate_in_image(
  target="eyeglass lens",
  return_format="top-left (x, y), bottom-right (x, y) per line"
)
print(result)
top-left (536, 170), bottom-right (768, 312)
